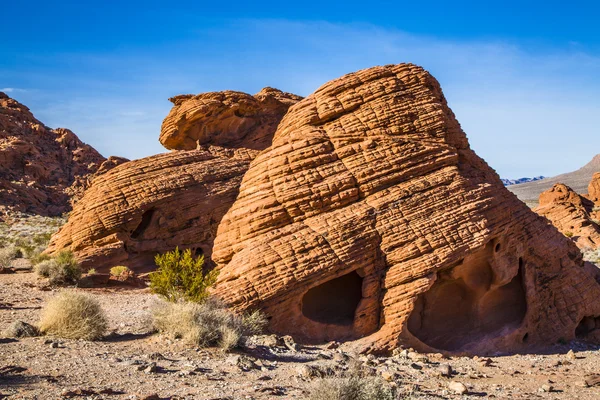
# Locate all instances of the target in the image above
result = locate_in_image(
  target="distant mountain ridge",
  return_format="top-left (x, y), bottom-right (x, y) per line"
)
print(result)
top-left (508, 154), bottom-right (600, 202)
top-left (501, 176), bottom-right (546, 186)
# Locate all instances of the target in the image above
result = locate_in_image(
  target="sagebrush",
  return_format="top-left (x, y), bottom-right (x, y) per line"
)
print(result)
top-left (34, 250), bottom-right (81, 285)
top-left (39, 291), bottom-right (107, 340)
top-left (110, 265), bottom-right (131, 277)
top-left (309, 376), bottom-right (395, 400)
top-left (151, 297), bottom-right (267, 351)
top-left (149, 247), bottom-right (218, 302)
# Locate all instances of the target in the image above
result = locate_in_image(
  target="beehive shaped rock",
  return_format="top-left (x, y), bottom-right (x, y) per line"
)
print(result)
top-left (535, 183), bottom-right (600, 249)
top-left (160, 87), bottom-right (302, 151)
top-left (0, 92), bottom-right (107, 217)
top-left (589, 172), bottom-right (600, 203)
top-left (212, 64), bottom-right (600, 354)
top-left (46, 147), bottom-right (256, 272)
top-left (49, 86), bottom-right (301, 271)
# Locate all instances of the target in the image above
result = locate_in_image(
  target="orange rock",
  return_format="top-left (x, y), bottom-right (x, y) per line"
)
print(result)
top-left (535, 183), bottom-right (600, 249)
top-left (159, 88), bottom-right (302, 151)
top-left (47, 147), bottom-right (255, 272)
top-left (0, 92), bottom-right (107, 216)
top-left (589, 172), bottom-right (600, 203)
top-left (212, 64), bottom-right (600, 354)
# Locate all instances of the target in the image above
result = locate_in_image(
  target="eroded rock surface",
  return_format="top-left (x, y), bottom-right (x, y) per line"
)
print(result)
top-left (535, 183), bottom-right (600, 249)
top-left (0, 93), bottom-right (107, 216)
top-left (589, 172), bottom-right (600, 203)
top-left (160, 87), bottom-right (302, 151)
top-left (47, 147), bottom-right (255, 272)
top-left (212, 64), bottom-right (600, 354)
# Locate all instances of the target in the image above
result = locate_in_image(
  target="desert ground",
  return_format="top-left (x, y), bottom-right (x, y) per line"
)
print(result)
top-left (3, 272), bottom-right (600, 399)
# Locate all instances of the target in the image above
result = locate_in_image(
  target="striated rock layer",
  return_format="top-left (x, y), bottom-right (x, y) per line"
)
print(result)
top-left (0, 93), bottom-right (107, 216)
top-left (160, 87), bottom-right (302, 151)
top-left (212, 64), bottom-right (600, 354)
top-left (535, 184), bottom-right (600, 250)
top-left (47, 147), bottom-right (256, 272)
top-left (589, 172), bottom-right (600, 203)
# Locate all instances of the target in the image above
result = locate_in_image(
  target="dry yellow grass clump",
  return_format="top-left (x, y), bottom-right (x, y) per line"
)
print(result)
top-left (39, 291), bottom-right (107, 340)
top-left (152, 298), bottom-right (266, 351)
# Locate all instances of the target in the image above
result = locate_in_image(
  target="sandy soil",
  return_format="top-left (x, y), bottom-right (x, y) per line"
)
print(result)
top-left (2, 272), bottom-right (600, 399)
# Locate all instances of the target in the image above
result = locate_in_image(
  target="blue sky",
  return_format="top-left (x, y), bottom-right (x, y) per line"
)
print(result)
top-left (1, 1), bottom-right (599, 178)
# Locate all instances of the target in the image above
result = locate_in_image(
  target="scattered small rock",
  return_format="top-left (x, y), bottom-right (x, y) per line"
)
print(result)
top-left (437, 364), bottom-right (452, 377)
top-left (448, 381), bottom-right (468, 395)
top-left (2, 321), bottom-right (39, 338)
top-left (282, 335), bottom-right (300, 352)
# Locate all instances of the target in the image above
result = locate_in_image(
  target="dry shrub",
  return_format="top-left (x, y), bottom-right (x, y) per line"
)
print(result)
top-left (0, 245), bottom-right (21, 267)
top-left (309, 376), bottom-right (395, 400)
top-left (152, 297), bottom-right (267, 351)
top-left (39, 291), bottom-right (107, 340)
top-left (110, 265), bottom-right (131, 277)
top-left (34, 250), bottom-right (81, 285)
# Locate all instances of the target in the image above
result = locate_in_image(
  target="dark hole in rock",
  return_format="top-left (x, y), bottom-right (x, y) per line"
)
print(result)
top-left (302, 271), bottom-right (363, 326)
top-left (195, 247), bottom-right (205, 257)
top-left (495, 243), bottom-right (501, 252)
top-left (407, 247), bottom-right (527, 351)
top-left (522, 333), bottom-right (529, 343)
top-left (131, 209), bottom-right (155, 239)
top-left (576, 316), bottom-right (600, 338)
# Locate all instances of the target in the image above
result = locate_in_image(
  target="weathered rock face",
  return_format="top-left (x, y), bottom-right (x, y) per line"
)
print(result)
top-left (535, 184), bottom-right (600, 249)
top-left (46, 147), bottom-right (255, 272)
top-left (0, 92), bottom-right (106, 217)
top-left (160, 87), bottom-right (302, 151)
top-left (589, 172), bottom-right (600, 203)
top-left (212, 64), bottom-right (600, 354)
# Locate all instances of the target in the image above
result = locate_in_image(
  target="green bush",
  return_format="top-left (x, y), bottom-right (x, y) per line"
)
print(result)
top-left (149, 247), bottom-right (218, 303)
top-left (564, 231), bottom-right (574, 238)
top-left (34, 250), bottom-right (81, 286)
top-left (110, 265), bottom-right (131, 277)
top-left (0, 245), bottom-right (21, 267)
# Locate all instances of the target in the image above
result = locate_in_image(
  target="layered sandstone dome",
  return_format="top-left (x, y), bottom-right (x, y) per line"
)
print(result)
top-left (535, 183), bottom-right (600, 249)
top-left (211, 64), bottom-right (600, 354)
top-left (48, 89), bottom-right (302, 271)
top-left (160, 87), bottom-right (302, 151)
top-left (589, 172), bottom-right (600, 203)
top-left (0, 92), bottom-right (109, 216)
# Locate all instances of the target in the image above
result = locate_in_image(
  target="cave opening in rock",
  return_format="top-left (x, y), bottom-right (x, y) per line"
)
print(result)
top-left (407, 249), bottom-right (527, 351)
top-left (301, 271), bottom-right (363, 326)
top-left (131, 209), bottom-right (155, 239)
top-left (576, 316), bottom-right (600, 339)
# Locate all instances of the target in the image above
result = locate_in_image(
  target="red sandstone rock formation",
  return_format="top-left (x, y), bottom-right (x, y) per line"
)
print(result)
top-left (535, 184), bottom-right (600, 249)
top-left (46, 147), bottom-right (255, 272)
top-left (160, 87), bottom-right (302, 151)
top-left (0, 92), bottom-right (107, 216)
top-left (589, 172), bottom-right (600, 203)
top-left (49, 87), bottom-right (299, 271)
top-left (212, 64), bottom-right (600, 354)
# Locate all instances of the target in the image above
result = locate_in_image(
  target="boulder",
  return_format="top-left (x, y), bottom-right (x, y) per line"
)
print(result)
top-left (159, 87), bottom-right (302, 151)
top-left (46, 147), bottom-right (256, 272)
top-left (212, 64), bottom-right (600, 354)
top-left (0, 93), bottom-right (107, 216)
top-left (535, 183), bottom-right (600, 249)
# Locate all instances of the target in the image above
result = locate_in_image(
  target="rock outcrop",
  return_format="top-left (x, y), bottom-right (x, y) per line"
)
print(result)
top-left (160, 88), bottom-right (302, 151)
top-left (534, 184), bottom-right (600, 249)
top-left (0, 92), bottom-right (107, 217)
top-left (589, 172), bottom-right (600, 203)
top-left (48, 87), bottom-right (301, 271)
top-left (212, 64), bottom-right (600, 354)
top-left (46, 147), bottom-right (255, 272)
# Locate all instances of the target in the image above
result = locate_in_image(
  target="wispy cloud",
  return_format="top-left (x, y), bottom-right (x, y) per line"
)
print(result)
top-left (4, 20), bottom-right (599, 178)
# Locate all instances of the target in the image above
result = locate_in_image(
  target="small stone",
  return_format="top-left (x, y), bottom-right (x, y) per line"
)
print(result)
top-left (448, 381), bottom-right (468, 395)
top-left (567, 350), bottom-right (576, 360)
top-left (282, 335), bottom-right (300, 352)
top-left (438, 364), bottom-right (452, 377)
top-left (2, 321), bottom-right (39, 338)
top-left (539, 384), bottom-right (553, 393)
top-left (51, 342), bottom-right (59, 348)
top-left (143, 363), bottom-right (158, 373)
top-left (296, 364), bottom-right (323, 379)
top-left (325, 341), bottom-right (340, 349)
top-left (381, 370), bottom-right (394, 381)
